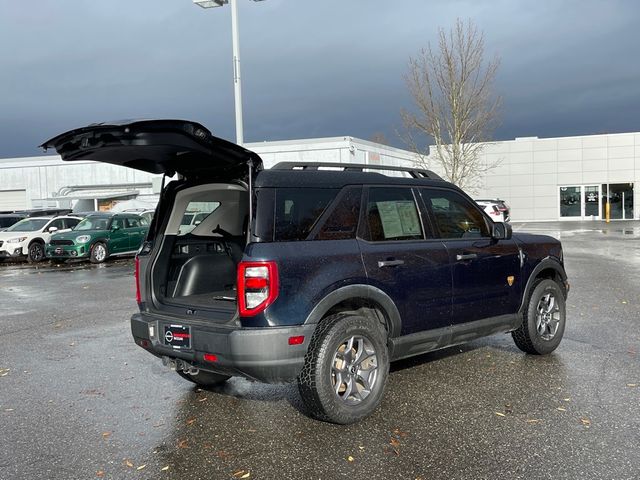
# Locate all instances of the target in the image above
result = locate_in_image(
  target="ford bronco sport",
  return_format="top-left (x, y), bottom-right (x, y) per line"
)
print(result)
top-left (42, 120), bottom-right (569, 424)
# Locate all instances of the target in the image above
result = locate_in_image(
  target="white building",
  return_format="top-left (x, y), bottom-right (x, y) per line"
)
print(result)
top-left (0, 136), bottom-right (416, 212)
top-left (469, 132), bottom-right (639, 221)
top-left (1, 132), bottom-right (638, 221)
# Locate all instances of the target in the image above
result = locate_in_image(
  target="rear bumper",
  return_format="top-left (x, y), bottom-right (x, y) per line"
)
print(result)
top-left (131, 312), bottom-right (316, 384)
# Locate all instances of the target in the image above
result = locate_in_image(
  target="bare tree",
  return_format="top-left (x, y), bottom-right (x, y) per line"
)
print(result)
top-left (370, 132), bottom-right (389, 145)
top-left (401, 19), bottom-right (501, 190)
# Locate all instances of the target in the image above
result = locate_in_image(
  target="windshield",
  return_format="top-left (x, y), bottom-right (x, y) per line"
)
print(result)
top-left (75, 217), bottom-right (110, 231)
top-left (5, 218), bottom-right (49, 232)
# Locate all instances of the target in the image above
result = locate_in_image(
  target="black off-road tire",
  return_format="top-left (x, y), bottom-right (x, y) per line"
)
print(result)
top-left (297, 313), bottom-right (389, 424)
top-left (512, 278), bottom-right (566, 355)
top-left (177, 370), bottom-right (230, 387)
top-left (27, 241), bottom-right (45, 263)
top-left (89, 242), bottom-right (108, 264)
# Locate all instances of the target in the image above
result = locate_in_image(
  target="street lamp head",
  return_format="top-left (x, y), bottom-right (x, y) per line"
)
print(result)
top-left (193, 0), bottom-right (227, 8)
top-left (193, 0), bottom-right (265, 6)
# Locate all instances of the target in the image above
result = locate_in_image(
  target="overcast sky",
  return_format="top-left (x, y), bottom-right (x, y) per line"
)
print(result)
top-left (1, 0), bottom-right (639, 158)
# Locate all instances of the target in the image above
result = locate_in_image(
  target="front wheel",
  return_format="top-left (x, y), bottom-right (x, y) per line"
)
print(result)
top-left (177, 370), bottom-right (230, 387)
top-left (27, 242), bottom-right (45, 263)
top-left (298, 314), bottom-right (389, 424)
top-left (512, 278), bottom-right (566, 355)
top-left (90, 242), bottom-right (108, 264)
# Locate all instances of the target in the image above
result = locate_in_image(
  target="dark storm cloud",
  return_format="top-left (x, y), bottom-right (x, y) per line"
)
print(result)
top-left (1, 0), bottom-right (639, 157)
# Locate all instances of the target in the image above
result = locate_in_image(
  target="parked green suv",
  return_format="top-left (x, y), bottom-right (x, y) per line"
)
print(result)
top-left (46, 212), bottom-right (149, 264)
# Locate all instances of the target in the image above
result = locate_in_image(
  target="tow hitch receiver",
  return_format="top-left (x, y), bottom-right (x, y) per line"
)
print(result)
top-left (162, 356), bottom-right (199, 376)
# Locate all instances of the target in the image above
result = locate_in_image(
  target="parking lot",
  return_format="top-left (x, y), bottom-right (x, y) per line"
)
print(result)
top-left (1, 221), bottom-right (639, 480)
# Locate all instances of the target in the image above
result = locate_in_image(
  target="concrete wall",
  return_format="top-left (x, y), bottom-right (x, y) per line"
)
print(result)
top-left (455, 132), bottom-right (640, 221)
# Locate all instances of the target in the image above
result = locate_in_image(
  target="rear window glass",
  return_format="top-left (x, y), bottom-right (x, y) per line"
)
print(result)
top-left (179, 201), bottom-right (220, 236)
top-left (274, 188), bottom-right (338, 241)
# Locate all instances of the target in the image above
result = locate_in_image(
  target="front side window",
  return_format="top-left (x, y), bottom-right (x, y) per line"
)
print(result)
top-left (274, 188), bottom-right (338, 241)
top-left (421, 189), bottom-right (489, 239)
top-left (366, 187), bottom-right (423, 241)
top-left (46, 219), bottom-right (65, 231)
top-left (65, 218), bottom-right (81, 229)
top-left (125, 217), bottom-right (141, 228)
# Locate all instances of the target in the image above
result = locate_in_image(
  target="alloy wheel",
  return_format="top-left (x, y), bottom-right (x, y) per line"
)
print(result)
top-left (331, 335), bottom-right (379, 405)
top-left (535, 292), bottom-right (561, 341)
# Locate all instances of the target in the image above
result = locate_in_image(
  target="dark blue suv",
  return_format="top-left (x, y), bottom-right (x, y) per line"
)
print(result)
top-left (43, 120), bottom-right (569, 424)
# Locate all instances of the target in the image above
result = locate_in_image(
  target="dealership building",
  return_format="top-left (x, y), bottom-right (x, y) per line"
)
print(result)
top-left (0, 131), bottom-right (638, 221)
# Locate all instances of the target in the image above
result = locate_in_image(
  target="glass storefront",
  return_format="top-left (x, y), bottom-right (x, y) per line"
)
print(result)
top-left (560, 184), bottom-right (634, 220)
top-left (602, 183), bottom-right (634, 220)
top-left (559, 185), bottom-right (601, 220)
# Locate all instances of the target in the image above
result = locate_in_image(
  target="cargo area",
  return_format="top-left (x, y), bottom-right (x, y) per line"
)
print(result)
top-left (153, 183), bottom-right (249, 313)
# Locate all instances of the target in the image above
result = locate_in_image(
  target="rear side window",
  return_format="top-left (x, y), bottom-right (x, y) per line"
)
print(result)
top-left (420, 189), bottom-right (489, 239)
top-left (274, 188), bottom-right (338, 241)
top-left (366, 187), bottom-right (423, 241)
top-left (313, 187), bottom-right (362, 241)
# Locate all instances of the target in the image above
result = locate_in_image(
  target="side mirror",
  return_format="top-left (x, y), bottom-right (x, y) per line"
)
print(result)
top-left (491, 222), bottom-right (512, 240)
top-left (48, 226), bottom-right (58, 233)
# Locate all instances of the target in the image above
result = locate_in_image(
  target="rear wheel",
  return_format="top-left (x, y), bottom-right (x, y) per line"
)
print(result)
top-left (177, 370), bottom-right (230, 387)
top-left (27, 242), bottom-right (45, 263)
top-left (298, 313), bottom-right (389, 424)
top-left (90, 242), bottom-right (108, 264)
top-left (512, 278), bottom-right (566, 355)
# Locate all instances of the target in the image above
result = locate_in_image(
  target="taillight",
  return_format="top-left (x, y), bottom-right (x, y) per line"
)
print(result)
top-left (134, 256), bottom-right (141, 304)
top-left (237, 261), bottom-right (279, 316)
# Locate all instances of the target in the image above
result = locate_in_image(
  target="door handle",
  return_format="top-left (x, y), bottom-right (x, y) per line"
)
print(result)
top-left (456, 253), bottom-right (478, 261)
top-left (378, 259), bottom-right (405, 268)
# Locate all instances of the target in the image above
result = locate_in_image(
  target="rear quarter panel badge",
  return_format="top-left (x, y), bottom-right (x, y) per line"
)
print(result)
top-left (507, 275), bottom-right (515, 286)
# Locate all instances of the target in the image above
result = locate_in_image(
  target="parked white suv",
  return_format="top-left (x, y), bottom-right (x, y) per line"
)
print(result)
top-left (475, 201), bottom-right (506, 222)
top-left (0, 216), bottom-right (81, 263)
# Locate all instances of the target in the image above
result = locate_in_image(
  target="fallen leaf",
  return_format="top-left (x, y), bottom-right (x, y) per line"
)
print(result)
top-left (137, 465), bottom-right (146, 471)
top-left (0, 368), bottom-right (9, 377)
top-left (347, 456), bottom-right (354, 462)
top-left (563, 398), bottom-right (571, 402)
top-left (161, 466), bottom-right (169, 471)
top-left (124, 459), bottom-right (134, 468)
top-left (96, 471), bottom-right (105, 478)
top-left (152, 421), bottom-right (165, 428)
top-left (4, 408), bottom-right (14, 412)
top-left (526, 419), bottom-right (541, 424)
top-left (177, 439), bottom-right (189, 449)
top-left (627, 383), bottom-right (638, 387)
top-left (186, 418), bottom-right (196, 426)
top-left (232, 470), bottom-right (250, 478)
top-left (495, 412), bottom-right (506, 417)
top-left (358, 446), bottom-right (365, 451)
top-left (198, 397), bottom-right (208, 403)
top-left (102, 431), bottom-right (111, 438)
top-left (622, 300), bottom-right (627, 304)
top-left (580, 417), bottom-right (591, 427)
top-left (556, 407), bottom-right (567, 412)
top-left (389, 437), bottom-right (401, 448)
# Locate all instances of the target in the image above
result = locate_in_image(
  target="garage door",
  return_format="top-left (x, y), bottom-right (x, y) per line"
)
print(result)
top-left (0, 190), bottom-right (28, 211)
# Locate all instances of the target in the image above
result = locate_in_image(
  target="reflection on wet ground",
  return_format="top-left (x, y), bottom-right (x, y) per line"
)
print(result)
top-left (1, 224), bottom-right (639, 479)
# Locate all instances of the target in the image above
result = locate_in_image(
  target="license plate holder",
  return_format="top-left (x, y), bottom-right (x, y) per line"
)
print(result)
top-left (163, 324), bottom-right (192, 349)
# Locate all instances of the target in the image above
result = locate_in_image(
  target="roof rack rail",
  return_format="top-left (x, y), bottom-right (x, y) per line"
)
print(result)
top-left (271, 162), bottom-right (442, 180)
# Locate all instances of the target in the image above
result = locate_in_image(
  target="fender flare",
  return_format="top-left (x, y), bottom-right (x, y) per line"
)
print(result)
top-left (304, 284), bottom-right (402, 338)
top-left (519, 257), bottom-right (568, 313)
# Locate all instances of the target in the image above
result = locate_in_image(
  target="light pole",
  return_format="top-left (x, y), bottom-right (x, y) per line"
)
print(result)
top-left (194, 0), bottom-right (263, 146)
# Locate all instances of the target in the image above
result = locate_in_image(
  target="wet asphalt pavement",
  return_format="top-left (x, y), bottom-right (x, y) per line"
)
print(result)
top-left (0, 222), bottom-right (639, 480)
